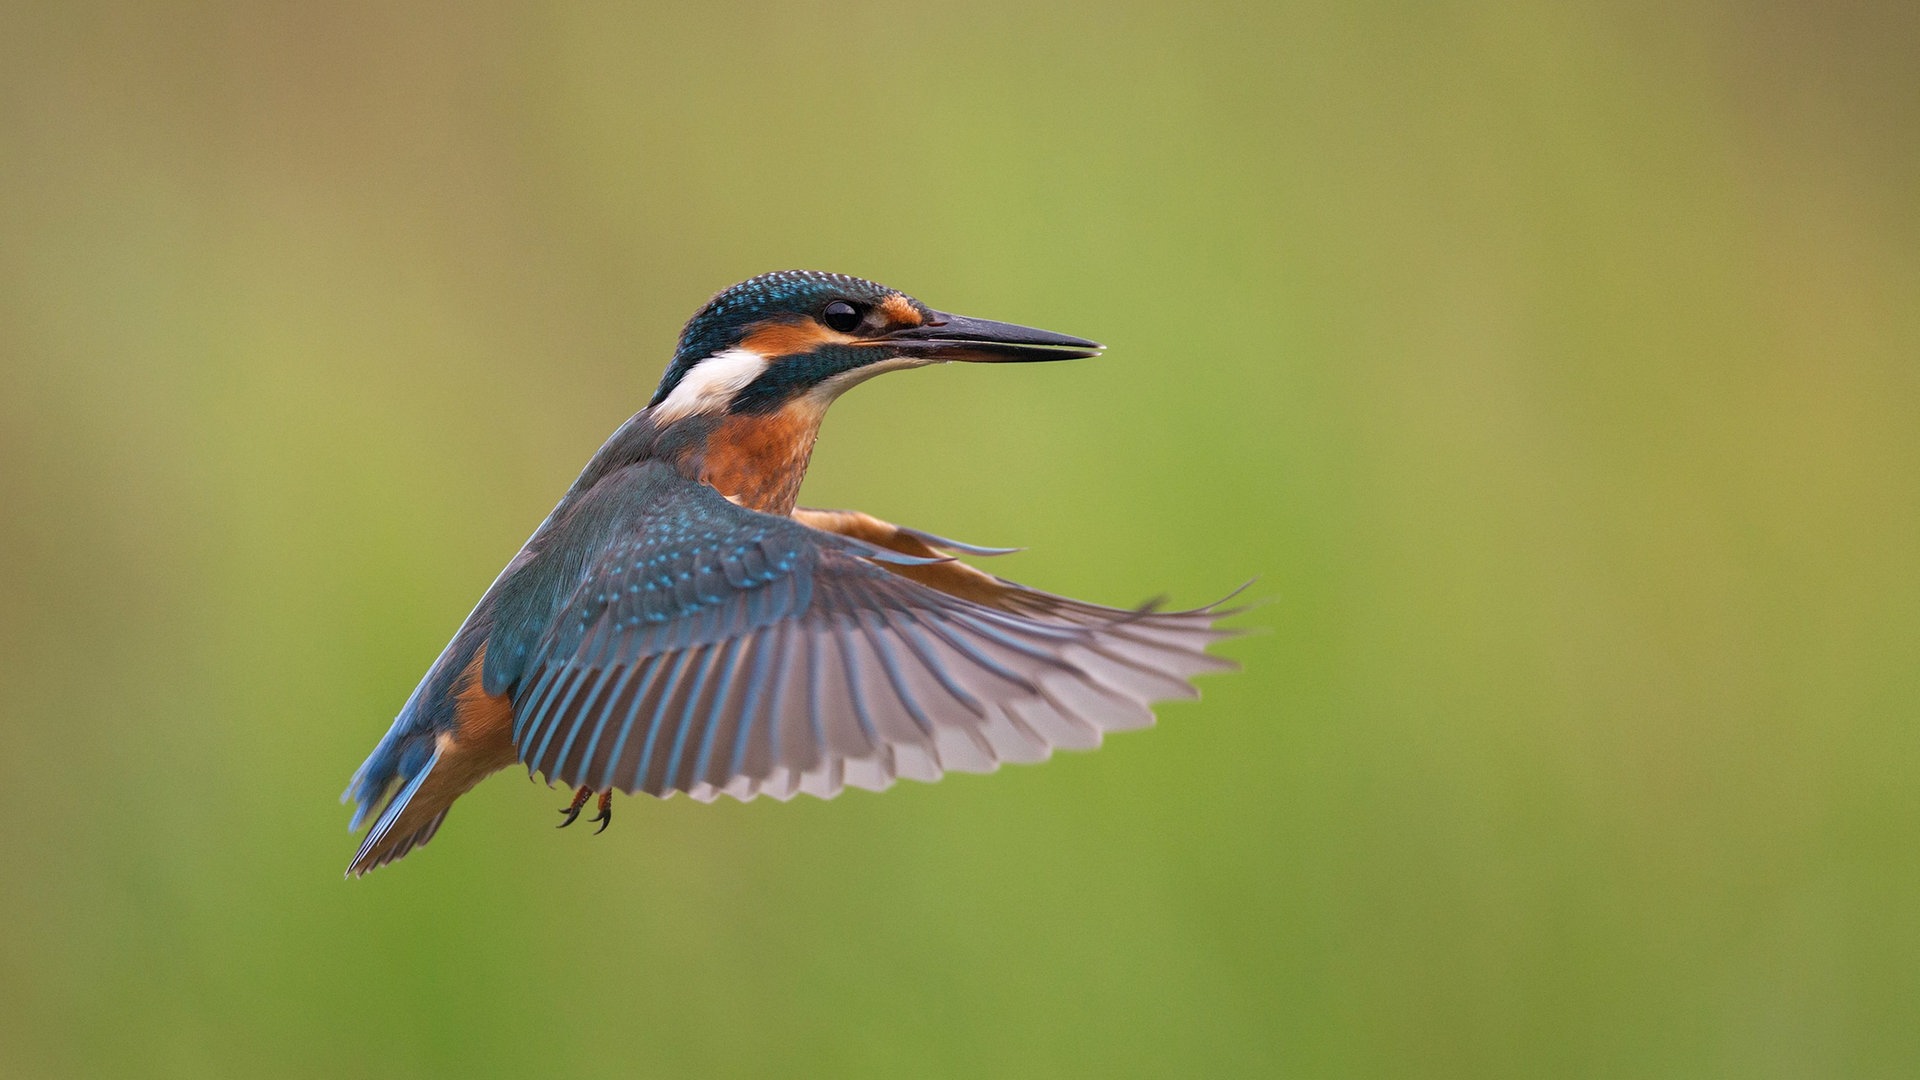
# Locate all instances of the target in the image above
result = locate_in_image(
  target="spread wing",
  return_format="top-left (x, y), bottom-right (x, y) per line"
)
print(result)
top-left (503, 470), bottom-right (1239, 802)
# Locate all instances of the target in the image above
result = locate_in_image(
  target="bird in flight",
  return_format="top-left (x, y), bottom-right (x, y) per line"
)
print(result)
top-left (343, 270), bottom-right (1239, 876)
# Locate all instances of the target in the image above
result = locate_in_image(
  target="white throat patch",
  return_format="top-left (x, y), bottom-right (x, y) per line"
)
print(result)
top-left (650, 347), bottom-right (771, 424)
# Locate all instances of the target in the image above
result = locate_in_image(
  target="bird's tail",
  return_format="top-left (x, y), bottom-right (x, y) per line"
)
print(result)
top-left (342, 654), bottom-right (454, 876)
top-left (346, 742), bottom-right (452, 877)
top-left (343, 636), bottom-right (519, 877)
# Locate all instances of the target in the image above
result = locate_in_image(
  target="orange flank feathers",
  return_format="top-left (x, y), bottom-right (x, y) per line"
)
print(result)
top-left (345, 646), bottom-right (518, 876)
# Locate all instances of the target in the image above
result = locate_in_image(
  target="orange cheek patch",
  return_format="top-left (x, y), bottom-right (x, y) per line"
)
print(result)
top-left (880, 293), bottom-right (924, 327)
top-left (739, 319), bottom-right (852, 358)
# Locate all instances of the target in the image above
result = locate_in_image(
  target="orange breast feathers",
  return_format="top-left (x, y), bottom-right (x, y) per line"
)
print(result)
top-left (697, 401), bottom-right (827, 515)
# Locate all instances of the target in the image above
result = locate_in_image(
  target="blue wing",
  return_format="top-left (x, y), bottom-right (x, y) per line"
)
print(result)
top-left (497, 461), bottom-right (1239, 802)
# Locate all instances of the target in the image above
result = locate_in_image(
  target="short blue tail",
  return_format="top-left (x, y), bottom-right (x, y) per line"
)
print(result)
top-left (345, 742), bottom-right (447, 877)
top-left (342, 667), bottom-right (449, 876)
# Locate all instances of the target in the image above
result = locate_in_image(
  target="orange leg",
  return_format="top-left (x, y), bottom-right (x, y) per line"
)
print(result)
top-left (557, 785), bottom-right (593, 828)
top-left (591, 790), bottom-right (613, 834)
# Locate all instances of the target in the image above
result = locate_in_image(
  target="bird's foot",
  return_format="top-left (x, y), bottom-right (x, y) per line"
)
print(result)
top-left (557, 786), bottom-right (614, 834)
top-left (557, 785), bottom-right (593, 828)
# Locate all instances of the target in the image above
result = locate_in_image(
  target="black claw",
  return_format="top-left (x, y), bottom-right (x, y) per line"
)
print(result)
top-left (558, 786), bottom-right (593, 828)
top-left (591, 792), bottom-right (613, 835)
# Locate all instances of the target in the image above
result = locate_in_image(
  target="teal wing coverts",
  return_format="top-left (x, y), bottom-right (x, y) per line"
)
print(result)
top-left (491, 462), bottom-right (1237, 803)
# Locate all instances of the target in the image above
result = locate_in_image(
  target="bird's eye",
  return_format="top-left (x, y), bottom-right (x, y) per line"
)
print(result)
top-left (821, 300), bottom-right (863, 333)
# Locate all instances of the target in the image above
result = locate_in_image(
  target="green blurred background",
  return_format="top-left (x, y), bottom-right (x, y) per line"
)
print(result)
top-left (2, 1), bottom-right (1916, 1076)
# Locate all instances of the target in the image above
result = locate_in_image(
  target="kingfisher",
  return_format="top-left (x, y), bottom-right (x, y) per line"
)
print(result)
top-left (343, 270), bottom-right (1239, 876)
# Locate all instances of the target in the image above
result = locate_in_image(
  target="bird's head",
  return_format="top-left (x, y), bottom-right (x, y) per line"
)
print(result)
top-left (647, 270), bottom-right (1102, 425)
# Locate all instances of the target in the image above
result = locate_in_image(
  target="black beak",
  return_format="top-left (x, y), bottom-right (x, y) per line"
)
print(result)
top-left (879, 311), bottom-right (1103, 363)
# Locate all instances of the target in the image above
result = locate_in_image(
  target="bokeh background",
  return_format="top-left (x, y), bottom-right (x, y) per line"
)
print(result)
top-left (3, 2), bottom-right (1916, 1076)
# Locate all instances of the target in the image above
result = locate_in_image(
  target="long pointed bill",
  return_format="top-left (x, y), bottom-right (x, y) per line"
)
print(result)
top-left (878, 310), bottom-right (1103, 363)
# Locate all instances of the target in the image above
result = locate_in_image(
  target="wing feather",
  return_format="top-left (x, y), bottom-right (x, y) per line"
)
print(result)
top-left (499, 469), bottom-right (1240, 800)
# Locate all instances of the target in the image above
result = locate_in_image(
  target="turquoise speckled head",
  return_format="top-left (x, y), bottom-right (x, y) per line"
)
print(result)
top-left (651, 271), bottom-right (913, 407)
